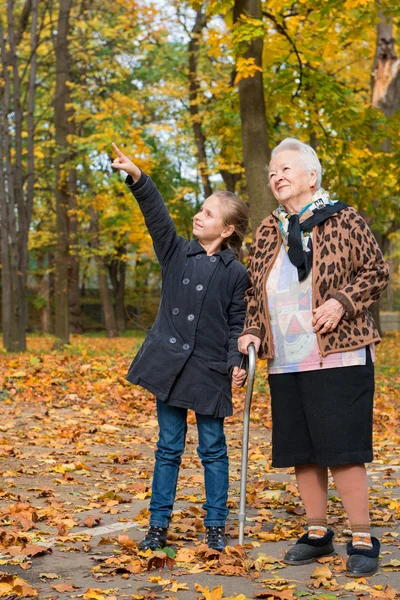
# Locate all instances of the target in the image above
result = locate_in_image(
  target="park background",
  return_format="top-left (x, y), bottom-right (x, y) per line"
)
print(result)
top-left (0, 1), bottom-right (400, 599)
top-left (0, 0), bottom-right (400, 349)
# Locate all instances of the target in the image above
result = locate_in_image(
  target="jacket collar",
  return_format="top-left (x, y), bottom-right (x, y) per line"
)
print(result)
top-left (263, 214), bottom-right (279, 228)
top-left (187, 239), bottom-right (236, 265)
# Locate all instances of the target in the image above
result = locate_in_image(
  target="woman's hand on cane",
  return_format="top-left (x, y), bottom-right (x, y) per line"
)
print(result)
top-left (111, 142), bottom-right (141, 182)
top-left (238, 334), bottom-right (261, 355)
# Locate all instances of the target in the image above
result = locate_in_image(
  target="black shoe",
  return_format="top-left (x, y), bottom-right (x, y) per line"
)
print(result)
top-left (283, 530), bottom-right (335, 565)
top-left (346, 537), bottom-right (380, 577)
top-left (205, 526), bottom-right (226, 552)
top-left (138, 526), bottom-right (168, 551)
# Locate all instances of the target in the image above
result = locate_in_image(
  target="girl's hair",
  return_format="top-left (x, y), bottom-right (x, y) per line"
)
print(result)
top-left (271, 138), bottom-right (322, 188)
top-left (212, 191), bottom-right (249, 258)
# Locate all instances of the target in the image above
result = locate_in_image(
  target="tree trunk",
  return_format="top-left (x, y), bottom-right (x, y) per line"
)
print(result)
top-left (384, 239), bottom-right (394, 312)
top-left (220, 169), bottom-right (242, 193)
top-left (108, 245), bottom-right (126, 332)
top-left (0, 0), bottom-right (38, 352)
top-left (188, 9), bottom-right (213, 199)
top-left (48, 250), bottom-right (55, 332)
top-left (37, 254), bottom-right (51, 334)
top-left (68, 167), bottom-right (82, 332)
top-left (53, 0), bottom-right (73, 346)
top-left (371, 14), bottom-right (400, 117)
top-left (90, 207), bottom-right (118, 337)
top-left (370, 13), bottom-right (400, 334)
top-left (233, 0), bottom-right (275, 235)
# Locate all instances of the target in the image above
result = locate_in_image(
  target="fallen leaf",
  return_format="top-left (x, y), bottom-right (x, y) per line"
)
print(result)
top-left (52, 583), bottom-right (81, 592)
top-left (39, 572), bottom-right (60, 580)
top-left (311, 564), bottom-right (332, 579)
top-left (79, 516), bottom-right (102, 528)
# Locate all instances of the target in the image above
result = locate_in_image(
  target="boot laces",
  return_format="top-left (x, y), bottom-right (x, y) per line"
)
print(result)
top-left (206, 526), bottom-right (224, 544)
top-left (145, 526), bottom-right (166, 544)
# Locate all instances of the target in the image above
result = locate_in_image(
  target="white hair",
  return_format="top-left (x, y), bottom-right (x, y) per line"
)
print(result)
top-left (270, 138), bottom-right (322, 188)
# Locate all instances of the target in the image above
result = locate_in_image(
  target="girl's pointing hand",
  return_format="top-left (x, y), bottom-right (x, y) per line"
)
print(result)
top-left (111, 142), bottom-right (141, 182)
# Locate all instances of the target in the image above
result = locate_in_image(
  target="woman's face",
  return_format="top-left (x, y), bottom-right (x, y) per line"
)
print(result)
top-left (268, 149), bottom-right (316, 206)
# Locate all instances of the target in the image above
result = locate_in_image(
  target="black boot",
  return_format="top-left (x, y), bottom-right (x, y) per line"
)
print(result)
top-left (205, 526), bottom-right (226, 552)
top-left (138, 526), bottom-right (168, 551)
top-left (346, 537), bottom-right (380, 577)
top-left (283, 530), bottom-right (335, 565)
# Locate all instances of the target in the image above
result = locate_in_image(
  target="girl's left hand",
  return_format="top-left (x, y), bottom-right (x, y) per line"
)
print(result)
top-left (232, 366), bottom-right (247, 388)
top-left (312, 298), bottom-right (345, 334)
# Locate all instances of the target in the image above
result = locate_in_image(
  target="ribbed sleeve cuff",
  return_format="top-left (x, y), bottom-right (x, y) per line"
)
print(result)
top-left (331, 291), bottom-right (355, 318)
top-left (125, 171), bottom-right (148, 190)
top-left (240, 327), bottom-right (261, 338)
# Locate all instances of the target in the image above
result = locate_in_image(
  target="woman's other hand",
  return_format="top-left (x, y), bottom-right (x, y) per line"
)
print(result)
top-left (238, 334), bottom-right (261, 355)
top-left (312, 298), bottom-right (345, 334)
top-left (232, 367), bottom-right (247, 388)
top-left (111, 142), bottom-right (141, 182)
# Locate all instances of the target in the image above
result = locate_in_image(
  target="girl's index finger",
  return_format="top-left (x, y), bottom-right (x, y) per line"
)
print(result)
top-left (112, 142), bottom-right (125, 158)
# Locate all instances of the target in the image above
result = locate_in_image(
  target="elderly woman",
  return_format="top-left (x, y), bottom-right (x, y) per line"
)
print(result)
top-left (239, 138), bottom-right (389, 577)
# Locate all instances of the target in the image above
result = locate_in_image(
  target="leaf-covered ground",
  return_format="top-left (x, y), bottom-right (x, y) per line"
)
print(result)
top-left (0, 332), bottom-right (399, 600)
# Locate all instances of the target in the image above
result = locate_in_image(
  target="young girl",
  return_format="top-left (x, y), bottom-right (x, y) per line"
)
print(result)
top-left (111, 143), bottom-right (248, 552)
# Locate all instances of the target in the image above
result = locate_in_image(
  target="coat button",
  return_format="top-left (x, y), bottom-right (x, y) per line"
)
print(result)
top-left (210, 256), bottom-right (217, 262)
top-left (169, 337), bottom-right (177, 344)
top-left (183, 343), bottom-right (190, 350)
top-left (196, 254), bottom-right (202, 260)
top-left (196, 284), bottom-right (203, 291)
top-left (183, 278), bottom-right (190, 285)
top-left (172, 308), bottom-right (179, 315)
top-left (187, 314), bottom-right (194, 321)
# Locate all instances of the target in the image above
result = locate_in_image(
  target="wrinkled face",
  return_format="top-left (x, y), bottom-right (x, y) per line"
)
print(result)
top-left (268, 149), bottom-right (316, 206)
top-left (192, 196), bottom-right (233, 244)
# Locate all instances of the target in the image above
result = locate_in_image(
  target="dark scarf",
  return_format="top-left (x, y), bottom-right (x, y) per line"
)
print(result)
top-left (273, 190), bottom-right (347, 282)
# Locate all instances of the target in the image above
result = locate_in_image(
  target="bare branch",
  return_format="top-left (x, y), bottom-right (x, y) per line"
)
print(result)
top-left (263, 10), bottom-right (303, 100)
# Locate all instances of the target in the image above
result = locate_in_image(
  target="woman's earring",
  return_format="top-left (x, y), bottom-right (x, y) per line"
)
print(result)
top-left (310, 185), bottom-right (315, 189)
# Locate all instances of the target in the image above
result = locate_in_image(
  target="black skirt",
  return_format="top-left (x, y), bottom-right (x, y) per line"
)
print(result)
top-left (268, 347), bottom-right (374, 467)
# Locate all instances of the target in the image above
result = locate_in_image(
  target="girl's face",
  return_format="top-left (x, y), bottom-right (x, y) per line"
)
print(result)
top-left (269, 149), bottom-right (316, 206)
top-left (192, 196), bottom-right (233, 244)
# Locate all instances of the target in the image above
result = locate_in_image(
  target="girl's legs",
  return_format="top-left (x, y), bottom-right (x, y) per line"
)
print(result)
top-left (149, 399), bottom-right (188, 528)
top-left (196, 413), bottom-right (229, 527)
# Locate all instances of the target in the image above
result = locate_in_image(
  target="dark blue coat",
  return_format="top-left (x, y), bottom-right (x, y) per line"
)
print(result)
top-left (125, 172), bottom-right (249, 418)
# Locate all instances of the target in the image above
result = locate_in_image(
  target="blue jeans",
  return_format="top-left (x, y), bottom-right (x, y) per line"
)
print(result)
top-left (149, 399), bottom-right (229, 528)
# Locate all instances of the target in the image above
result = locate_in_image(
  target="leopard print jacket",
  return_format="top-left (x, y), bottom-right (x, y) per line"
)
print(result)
top-left (240, 207), bottom-right (390, 359)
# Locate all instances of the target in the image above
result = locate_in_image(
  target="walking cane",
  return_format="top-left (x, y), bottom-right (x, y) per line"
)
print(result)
top-left (238, 343), bottom-right (256, 545)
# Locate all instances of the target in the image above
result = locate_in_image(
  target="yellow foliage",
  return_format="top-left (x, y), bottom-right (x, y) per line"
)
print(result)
top-left (234, 58), bottom-right (263, 84)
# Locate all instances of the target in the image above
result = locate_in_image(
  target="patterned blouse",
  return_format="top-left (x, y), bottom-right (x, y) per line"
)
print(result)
top-left (267, 244), bottom-right (374, 375)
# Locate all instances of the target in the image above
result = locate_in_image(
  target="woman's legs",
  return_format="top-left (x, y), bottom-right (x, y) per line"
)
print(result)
top-left (295, 464), bottom-right (370, 523)
top-left (295, 464), bottom-right (328, 519)
top-left (295, 463), bottom-right (372, 547)
top-left (295, 464), bottom-right (329, 537)
top-left (149, 399), bottom-right (188, 528)
top-left (330, 463), bottom-right (372, 548)
top-left (330, 463), bottom-right (369, 524)
top-left (196, 413), bottom-right (229, 527)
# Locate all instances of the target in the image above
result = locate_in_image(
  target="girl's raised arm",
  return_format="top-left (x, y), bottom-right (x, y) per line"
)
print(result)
top-left (111, 143), bottom-right (181, 268)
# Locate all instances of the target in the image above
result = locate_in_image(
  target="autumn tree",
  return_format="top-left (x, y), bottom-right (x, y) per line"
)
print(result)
top-left (52, 0), bottom-right (74, 346)
top-left (369, 9), bottom-right (400, 324)
top-left (0, 0), bottom-right (40, 351)
top-left (233, 0), bottom-right (274, 232)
